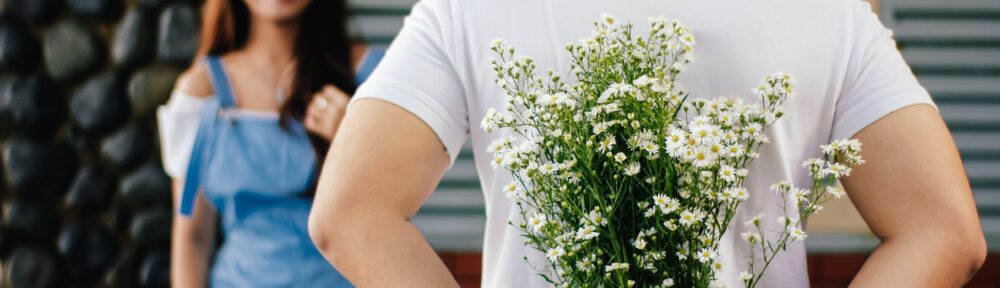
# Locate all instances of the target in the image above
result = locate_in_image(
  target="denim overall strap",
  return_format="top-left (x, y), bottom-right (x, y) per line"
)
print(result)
top-left (179, 109), bottom-right (210, 216)
top-left (355, 46), bottom-right (386, 84)
top-left (178, 56), bottom-right (234, 216)
top-left (205, 56), bottom-right (237, 108)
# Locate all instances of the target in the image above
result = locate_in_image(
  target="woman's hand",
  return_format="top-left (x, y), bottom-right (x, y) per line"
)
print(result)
top-left (304, 85), bottom-right (351, 141)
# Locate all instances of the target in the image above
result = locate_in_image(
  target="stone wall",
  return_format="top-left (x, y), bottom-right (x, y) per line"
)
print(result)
top-left (0, 0), bottom-right (200, 287)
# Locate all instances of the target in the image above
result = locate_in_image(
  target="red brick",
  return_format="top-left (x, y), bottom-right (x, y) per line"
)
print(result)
top-left (457, 276), bottom-right (481, 288)
top-left (964, 277), bottom-right (1000, 288)
top-left (453, 253), bottom-right (483, 277)
top-left (812, 254), bottom-right (868, 279)
top-left (807, 255), bottom-right (818, 278)
top-left (438, 252), bottom-right (456, 272)
top-left (810, 278), bottom-right (849, 288)
top-left (974, 255), bottom-right (1000, 277)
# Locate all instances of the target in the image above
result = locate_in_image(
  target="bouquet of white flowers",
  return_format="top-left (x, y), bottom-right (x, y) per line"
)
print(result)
top-left (482, 15), bottom-right (865, 287)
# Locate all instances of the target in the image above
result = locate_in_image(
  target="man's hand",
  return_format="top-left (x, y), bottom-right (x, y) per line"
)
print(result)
top-left (845, 104), bottom-right (986, 287)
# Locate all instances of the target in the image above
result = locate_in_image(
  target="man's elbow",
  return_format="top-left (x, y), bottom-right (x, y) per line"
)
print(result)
top-left (308, 205), bottom-right (351, 259)
top-left (930, 218), bottom-right (987, 280)
top-left (957, 226), bottom-right (987, 277)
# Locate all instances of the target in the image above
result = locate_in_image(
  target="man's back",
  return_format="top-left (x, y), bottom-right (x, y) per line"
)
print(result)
top-left (351, 0), bottom-right (932, 286)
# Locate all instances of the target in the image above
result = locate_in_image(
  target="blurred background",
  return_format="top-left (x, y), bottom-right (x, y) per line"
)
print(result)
top-left (0, 0), bottom-right (996, 287)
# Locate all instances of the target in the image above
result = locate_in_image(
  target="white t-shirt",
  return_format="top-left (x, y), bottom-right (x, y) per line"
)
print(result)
top-left (353, 0), bottom-right (934, 287)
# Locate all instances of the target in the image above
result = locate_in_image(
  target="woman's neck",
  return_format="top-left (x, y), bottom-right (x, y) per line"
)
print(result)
top-left (243, 16), bottom-right (300, 67)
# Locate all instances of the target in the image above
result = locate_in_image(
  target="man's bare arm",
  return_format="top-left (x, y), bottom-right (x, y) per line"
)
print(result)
top-left (308, 99), bottom-right (459, 287)
top-left (845, 104), bottom-right (986, 287)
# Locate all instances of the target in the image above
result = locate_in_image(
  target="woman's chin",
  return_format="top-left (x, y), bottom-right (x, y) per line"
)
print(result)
top-left (245, 0), bottom-right (312, 21)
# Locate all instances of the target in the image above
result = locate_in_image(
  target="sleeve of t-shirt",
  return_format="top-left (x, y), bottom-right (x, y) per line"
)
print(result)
top-left (351, 0), bottom-right (469, 164)
top-left (830, 1), bottom-right (937, 141)
top-left (156, 91), bottom-right (207, 178)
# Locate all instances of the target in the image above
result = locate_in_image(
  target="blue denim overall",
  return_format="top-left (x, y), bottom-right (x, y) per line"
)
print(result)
top-left (179, 50), bottom-right (383, 287)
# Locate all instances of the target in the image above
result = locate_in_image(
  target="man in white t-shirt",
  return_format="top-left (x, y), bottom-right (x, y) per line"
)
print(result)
top-left (307, 0), bottom-right (985, 286)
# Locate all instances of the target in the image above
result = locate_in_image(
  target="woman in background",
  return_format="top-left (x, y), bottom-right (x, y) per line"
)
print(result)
top-left (157, 0), bottom-right (382, 286)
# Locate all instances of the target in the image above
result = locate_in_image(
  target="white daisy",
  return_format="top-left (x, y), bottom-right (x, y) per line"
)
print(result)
top-left (678, 210), bottom-right (702, 226)
top-left (690, 147), bottom-right (717, 168)
top-left (825, 186), bottom-right (846, 199)
top-left (605, 262), bottom-right (630, 272)
top-left (641, 142), bottom-right (660, 155)
top-left (744, 213), bottom-right (763, 227)
top-left (633, 75), bottom-right (655, 87)
top-left (724, 187), bottom-right (749, 201)
top-left (598, 137), bottom-right (616, 153)
top-left (528, 213), bottom-right (547, 232)
top-left (824, 163), bottom-right (851, 177)
top-left (503, 182), bottom-right (520, 199)
top-left (719, 166), bottom-right (737, 182)
top-left (789, 188), bottom-right (810, 205)
top-left (696, 248), bottom-right (716, 263)
top-left (624, 162), bottom-right (640, 176)
top-left (614, 152), bottom-right (628, 163)
top-left (661, 198), bottom-right (680, 214)
top-left (633, 238), bottom-right (647, 250)
top-left (540, 163), bottom-right (558, 174)
top-left (481, 108), bottom-right (499, 132)
top-left (663, 220), bottom-right (678, 231)
top-left (575, 225), bottom-right (600, 240)
top-left (652, 194), bottom-right (670, 206)
top-left (743, 232), bottom-right (761, 246)
top-left (588, 210), bottom-right (608, 226)
top-left (712, 261), bottom-right (724, 271)
top-left (725, 145), bottom-right (745, 157)
top-left (665, 129), bottom-right (687, 150)
top-left (546, 246), bottom-right (565, 261)
top-left (789, 226), bottom-right (807, 240)
top-left (644, 207), bottom-right (656, 218)
top-left (769, 181), bottom-right (792, 193)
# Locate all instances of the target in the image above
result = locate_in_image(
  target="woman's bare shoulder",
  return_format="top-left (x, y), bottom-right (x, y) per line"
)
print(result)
top-left (175, 62), bottom-right (214, 98)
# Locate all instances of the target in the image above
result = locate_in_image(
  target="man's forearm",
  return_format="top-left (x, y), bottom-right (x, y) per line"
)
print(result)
top-left (850, 234), bottom-right (984, 287)
top-left (310, 210), bottom-right (459, 287)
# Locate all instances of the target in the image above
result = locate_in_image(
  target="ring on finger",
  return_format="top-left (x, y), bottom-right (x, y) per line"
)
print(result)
top-left (316, 97), bottom-right (328, 110)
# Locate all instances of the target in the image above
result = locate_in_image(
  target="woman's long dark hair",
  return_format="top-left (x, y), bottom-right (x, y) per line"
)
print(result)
top-left (197, 0), bottom-right (356, 187)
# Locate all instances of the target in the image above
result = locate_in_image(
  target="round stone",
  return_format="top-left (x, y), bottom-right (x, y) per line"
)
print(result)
top-left (0, 161), bottom-right (5, 197)
top-left (43, 20), bottom-right (104, 83)
top-left (57, 219), bottom-right (118, 284)
top-left (65, 165), bottom-right (115, 214)
top-left (157, 3), bottom-right (200, 64)
top-left (67, 0), bottom-right (124, 23)
top-left (65, 124), bottom-right (92, 152)
top-left (3, 138), bottom-right (78, 201)
top-left (99, 121), bottom-right (150, 169)
top-left (3, 0), bottom-right (61, 25)
top-left (5, 200), bottom-right (61, 244)
top-left (4, 74), bottom-right (66, 139)
top-left (0, 14), bottom-right (41, 74)
top-left (7, 245), bottom-right (65, 288)
top-left (139, 250), bottom-right (169, 288)
top-left (128, 65), bottom-right (181, 115)
top-left (119, 162), bottom-right (171, 210)
top-left (113, 8), bottom-right (156, 69)
top-left (0, 78), bottom-right (11, 136)
top-left (108, 248), bottom-right (140, 288)
top-left (70, 71), bottom-right (131, 135)
top-left (136, 0), bottom-right (169, 10)
top-left (0, 227), bottom-right (13, 260)
top-left (129, 210), bottom-right (171, 247)
top-left (110, 201), bottom-right (132, 233)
